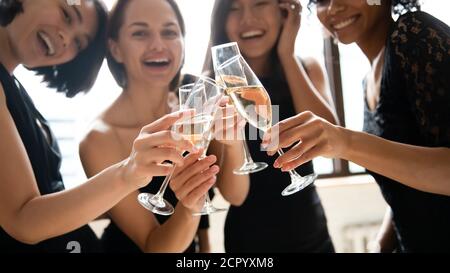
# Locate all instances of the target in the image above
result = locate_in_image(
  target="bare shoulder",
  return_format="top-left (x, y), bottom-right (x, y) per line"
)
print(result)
top-left (79, 118), bottom-right (117, 157)
top-left (79, 94), bottom-right (126, 157)
top-left (0, 83), bottom-right (6, 109)
top-left (78, 116), bottom-right (128, 178)
top-left (301, 57), bottom-right (325, 77)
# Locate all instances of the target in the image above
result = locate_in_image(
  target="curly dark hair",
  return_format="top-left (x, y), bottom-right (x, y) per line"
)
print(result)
top-left (308, 0), bottom-right (421, 15)
top-left (0, 0), bottom-right (108, 98)
top-left (391, 0), bottom-right (421, 15)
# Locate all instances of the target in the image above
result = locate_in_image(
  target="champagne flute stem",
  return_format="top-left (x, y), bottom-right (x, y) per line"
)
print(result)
top-left (240, 128), bottom-right (254, 164)
top-left (154, 165), bottom-right (176, 199)
top-left (277, 149), bottom-right (300, 177)
top-left (204, 192), bottom-right (213, 209)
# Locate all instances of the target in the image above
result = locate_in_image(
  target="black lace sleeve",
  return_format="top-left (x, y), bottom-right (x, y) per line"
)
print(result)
top-left (390, 12), bottom-right (450, 147)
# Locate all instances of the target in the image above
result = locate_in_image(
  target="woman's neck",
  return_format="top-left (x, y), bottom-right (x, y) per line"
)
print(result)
top-left (245, 54), bottom-right (272, 77)
top-left (0, 28), bottom-right (19, 73)
top-left (124, 81), bottom-right (170, 126)
top-left (357, 17), bottom-right (394, 63)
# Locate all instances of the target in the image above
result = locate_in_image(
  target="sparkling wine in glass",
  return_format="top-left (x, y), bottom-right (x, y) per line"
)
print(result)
top-left (218, 55), bottom-right (318, 196)
top-left (178, 77), bottom-right (228, 215)
top-left (138, 77), bottom-right (226, 215)
top-left (211, 42), bottom-right (268, 175)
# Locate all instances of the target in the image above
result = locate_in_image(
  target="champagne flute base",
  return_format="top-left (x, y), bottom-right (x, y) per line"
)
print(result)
top-left (192, 203), bottom-right (228, 216)
top-left (138, 193), bottom-right (175, 216)
top-left (233, 162), bottom-right (268, 175)
top-left (281, 173), bottom-right (318, 196)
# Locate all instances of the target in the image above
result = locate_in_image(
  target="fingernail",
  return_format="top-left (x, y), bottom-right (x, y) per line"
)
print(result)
top-left (273, 161), bottom-right (280, 168)
top-left (210, 165), bottom-right (220, 173)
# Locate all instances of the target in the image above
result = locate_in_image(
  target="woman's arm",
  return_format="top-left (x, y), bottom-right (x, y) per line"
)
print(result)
top-left (197, 228), bottom-right (211, 253)
top-left (0, 92), bottom-right (194, 245)
top-left (277, 0), bottom-right (338, 124)
top-left (343, 129), bottom-right (450, 196)
top-left (370, 207), bottom-right (397, 253)
top-left (263, 111), bottom-right (450, 196)
top-left (280, 55), bottom-right (338, 124)
top-left (80, 128), bottom-right (217, 253)
top-left (207, 105), bottom-right (250, 206)
top-left (208, 140), bottom-right (249, 206)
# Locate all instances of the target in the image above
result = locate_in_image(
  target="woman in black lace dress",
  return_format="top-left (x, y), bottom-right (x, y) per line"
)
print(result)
top-left (265, 0), bottom-right (450, 252)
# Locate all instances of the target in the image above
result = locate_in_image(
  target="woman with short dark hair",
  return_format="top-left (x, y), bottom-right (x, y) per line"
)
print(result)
top-left (0, 0), bottom-right (197, 252)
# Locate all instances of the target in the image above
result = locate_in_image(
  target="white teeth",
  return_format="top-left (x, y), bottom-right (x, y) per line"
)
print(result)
top-left (333, 17), bottom-right (357, 30)
top-left (38, 31), bottom-right (55, 56)
top-left (241, 30), bottom-right (264, 39)
top-left (145, 58), bottom-right (169, 63)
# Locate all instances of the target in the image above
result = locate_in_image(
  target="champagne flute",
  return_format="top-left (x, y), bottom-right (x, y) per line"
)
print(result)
top-left (178, 76), bottom-right (228, 215)
top-left (137, 77), bottom-right (225, 215)
top-left (137, 121), bottom-right (187, 216)
top-left (217, 55), bottom-right (318, 196)
top-left (211, 42), bottom-right (268, 175)
top-left (137, 131), bottom-right (178, 215)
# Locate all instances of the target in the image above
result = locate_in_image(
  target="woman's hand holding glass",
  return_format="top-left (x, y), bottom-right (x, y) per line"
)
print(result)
top-left (170, 152), bottom-right (219, 213)
top-left (211, 97), bottom-right (248, 147)
top-left (217, 55), bottom-right (318, 196)
top-left (262, 110), bottom-right (349, 172)
top-left (178, 76), bottom-right (228, 215)
top-left (120, 110), bottom-right (197, 190)
top-left (211, 42), bottom-right (268, 175)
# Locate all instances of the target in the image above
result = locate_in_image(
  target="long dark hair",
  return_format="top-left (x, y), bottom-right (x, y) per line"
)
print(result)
top-left (107, 0), bottom-right (186, 91)
top-left (0, 0), bottom-right (108, 98)
top-left (204, 0), bottom-right (285, 81)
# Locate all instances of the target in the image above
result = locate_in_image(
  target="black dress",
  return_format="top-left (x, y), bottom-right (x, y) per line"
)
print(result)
top-left (363, 11), bottom-right (450, 252)
top-left (101, 176), bottom-right (210, 253)
top-left (0, 63), bottom-right (101, 253)
top-left (101, 74), bottom-right (210, 253)
top-left (224, 73), bottom-right (334, 252)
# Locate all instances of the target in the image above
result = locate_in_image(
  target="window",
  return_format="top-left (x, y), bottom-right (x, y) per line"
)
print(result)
top-left (298, 0), bottom-right (334, 175)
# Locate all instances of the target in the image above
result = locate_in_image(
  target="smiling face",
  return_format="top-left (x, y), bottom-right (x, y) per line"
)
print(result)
top-left (5, 0), bottom-right (98, 68)
top-left (109, 0), bottom-right (184, 89)
top-left (315, 0), bottom-right (391, 45)
top-left (225, 0), bottom-right (283, 60)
